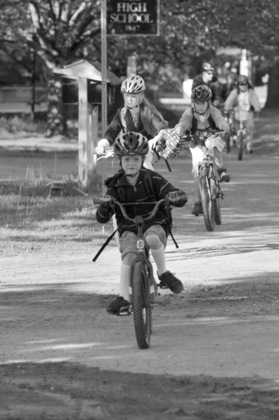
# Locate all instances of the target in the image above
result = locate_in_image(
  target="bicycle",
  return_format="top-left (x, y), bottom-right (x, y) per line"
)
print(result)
top-left (224, 109), bottom-right (249, 161)
top-left (94, 197), bottom-right (170, 349)
top-left (182, 131), bottom-right (224, 232)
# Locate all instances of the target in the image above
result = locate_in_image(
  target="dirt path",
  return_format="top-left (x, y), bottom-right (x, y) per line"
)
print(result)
top-left (1, 151), bottom-right (279, 419)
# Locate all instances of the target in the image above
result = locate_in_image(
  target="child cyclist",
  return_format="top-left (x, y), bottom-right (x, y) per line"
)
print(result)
top-left (224, 74), bottom-right (261, 153)
top-left (95, 75), bottom-right (168, 169)
top-left (175, 85), bottom-right (230, 216)
top-left (96, 131), bottom-right (187, 315)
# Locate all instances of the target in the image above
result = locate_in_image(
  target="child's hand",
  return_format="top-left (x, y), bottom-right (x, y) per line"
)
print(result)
top-left (205, 136), bottom-right (225, 152)
top-left (95, 138), bottom-right (110, 155)
top-left (167, 191), bottom-right (188, 205)
top-left (100, 195), bottom-right (113, 208)
top-left (149, 131), bottom-right (165, 150)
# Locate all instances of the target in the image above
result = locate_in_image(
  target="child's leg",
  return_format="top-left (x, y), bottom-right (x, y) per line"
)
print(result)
top-left (213, 148), bottom-right (224, 168)
top-left (190, 146), bottom-right (203, 203)
top-left (145, 233), bottom-right (166, 276)
top-left (119, 231), bottom-right (137, 300)
top-left (145, 226), bottom-right (184, 293)
top-left (121, 253), bottom-right (136, 300)
top-left (246, 114), bottom-right (254, 151)
top-left (213, 148), bottom-right (230, 182)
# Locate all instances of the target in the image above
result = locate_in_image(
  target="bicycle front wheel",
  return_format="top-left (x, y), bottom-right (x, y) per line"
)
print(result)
top-left (132, 261), bottom-right (152, 349)
top-left (237, 132), bottom-right (244, 161)
top-left (213, 195), bottom-right (222, 225)
top-left (200, 174), bottom-right (216, 232)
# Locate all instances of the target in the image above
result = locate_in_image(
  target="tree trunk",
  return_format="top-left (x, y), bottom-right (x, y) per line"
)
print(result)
top-left (46, 74), bottom-right (68, 137)
top-left (265, 59), bottom-right (279, 108)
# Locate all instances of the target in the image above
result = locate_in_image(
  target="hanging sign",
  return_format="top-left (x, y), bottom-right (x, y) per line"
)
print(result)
top-left (107, 0), bottom-right (160, 36)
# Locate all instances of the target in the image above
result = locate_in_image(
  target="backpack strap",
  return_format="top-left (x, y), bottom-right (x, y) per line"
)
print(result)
top-left (191, 108), bottom-right (217, 134)
top-left (92, 225), bottom-right (120, 262)
top-left (120, 107), bottom-right (127, 131)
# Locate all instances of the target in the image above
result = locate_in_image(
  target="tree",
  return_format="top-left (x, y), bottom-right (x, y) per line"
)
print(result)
top-left (1, 0), bottom-right (279, 137)
top-left (0, 0), bottom-right (102, 135)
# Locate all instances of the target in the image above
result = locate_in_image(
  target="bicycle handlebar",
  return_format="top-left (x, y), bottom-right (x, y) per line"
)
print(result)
top-left (94, 198), bottom-right (168, 224)
top-left (181, 130), bottom-right (225, 146)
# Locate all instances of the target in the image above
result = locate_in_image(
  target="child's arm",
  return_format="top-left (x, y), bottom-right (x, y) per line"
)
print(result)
top-left (175, 108), bottom-right (193, 135)
top-left (210, 106), bottom-right (230, 133)
top-left (95, 110), bottom-right (123, 154)
top-left (250, 90), bottom-right (261, 113)
top-left (96, 195), bottom-right (114, 224)
top-left (224, 89), bottom-right (237, 112)
top-left (152, 172), bottom-right (187, 207)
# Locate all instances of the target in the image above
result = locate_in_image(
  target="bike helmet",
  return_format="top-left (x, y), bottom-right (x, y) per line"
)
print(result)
top-left (121, 75), bottom-right (146, 94)
top-left (238, 74), bottom-right (249, 85)
top-left (191, 85), bottom-right (212, 102)
top-left (114, 132), bottom-right (149, 156)
top-left (202, 63), bottom-right (214, 72)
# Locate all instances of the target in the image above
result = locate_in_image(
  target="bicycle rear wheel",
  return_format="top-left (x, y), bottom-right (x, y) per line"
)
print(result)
top-left (132, 261), bottom-right (152, 349)
top-left (237, 132), bottom-right (244, 161)
top-left (225, 132), bottom-right (231, 153)
top-left (200, 174), bottom-right (216, 232)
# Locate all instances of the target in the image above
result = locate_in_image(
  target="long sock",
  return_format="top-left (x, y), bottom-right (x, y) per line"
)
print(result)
top-left (151, 245), bottom-right (166, 276)
top-left (120, 263), bottom-right (131, 301)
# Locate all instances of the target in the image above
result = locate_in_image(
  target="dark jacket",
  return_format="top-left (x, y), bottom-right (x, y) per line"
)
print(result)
top-left (105, 108), bottom-right (151, 144)
top-left (96, 168), bottom-right (187, 237)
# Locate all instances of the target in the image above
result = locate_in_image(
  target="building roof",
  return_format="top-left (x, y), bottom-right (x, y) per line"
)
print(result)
top-left (54, 59), bottom-right (121, 85)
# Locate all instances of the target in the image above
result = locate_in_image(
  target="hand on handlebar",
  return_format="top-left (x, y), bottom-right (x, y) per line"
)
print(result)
top-left (95, 145), bottom-right (107, 155)
top-left (95, 138), bottom-right (110, 155)
top-left (166, 191), bottom-right (188, 206)
top-left (100, 195), bottom-right (114, 208)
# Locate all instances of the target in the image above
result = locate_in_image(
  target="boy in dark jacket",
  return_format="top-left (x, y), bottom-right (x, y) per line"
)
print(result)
top-left (96, 132), bottom-right (187, 315)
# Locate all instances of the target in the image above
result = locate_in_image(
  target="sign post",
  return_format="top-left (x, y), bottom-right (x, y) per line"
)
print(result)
top-left (101, 0), bottom-right (107, 137)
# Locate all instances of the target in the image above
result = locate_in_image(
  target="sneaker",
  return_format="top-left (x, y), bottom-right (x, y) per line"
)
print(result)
top-left (106, 296), bottom-right (129, 315)
top-left (217, 168), bottom-right (230, 182)
top-left (191, 201), bottom-right (203, 216)
top-left (158, 271), bottom-right (184, 294)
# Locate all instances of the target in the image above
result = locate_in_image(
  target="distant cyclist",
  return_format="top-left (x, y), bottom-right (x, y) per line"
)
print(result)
top-left (95, 75), bottom-right (168, 169)
top-left (192, 63), bottom-right (222, 108)
top-left (224, 75), bottom-right (261, 153)
top-left (175, 85), bottom-right (230, 216)
top-left (96, 132), bottom-right (187, 315)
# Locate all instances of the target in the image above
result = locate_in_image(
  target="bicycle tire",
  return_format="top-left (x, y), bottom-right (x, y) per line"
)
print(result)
top-left (132, 261), bottom-right (152, 349)
top-left (237, 132), bottom-right (244, 161)
top-left (213, 195), bottom-right (222, 225)
top-left (200, 173), bottom-right (216, 232)
top-left (225, 133), bottom-right (231, 153)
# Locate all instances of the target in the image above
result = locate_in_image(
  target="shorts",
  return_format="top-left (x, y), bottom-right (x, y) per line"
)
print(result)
top-left (119, 225), bottom-right (167, 260)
